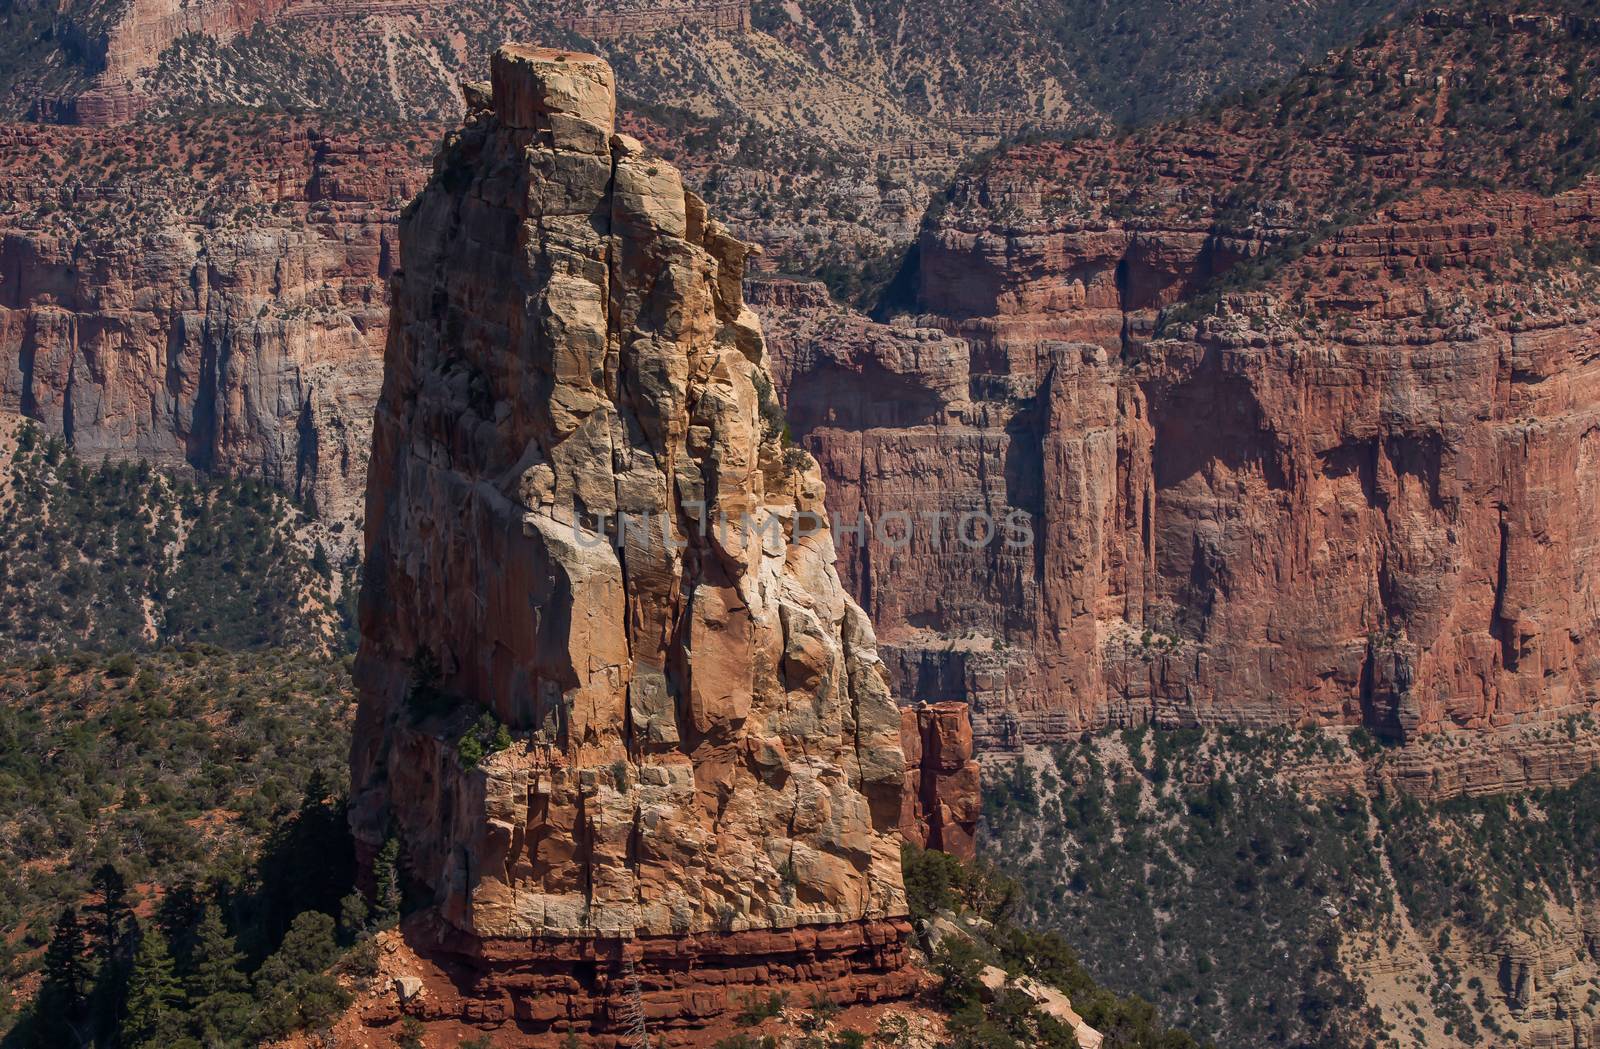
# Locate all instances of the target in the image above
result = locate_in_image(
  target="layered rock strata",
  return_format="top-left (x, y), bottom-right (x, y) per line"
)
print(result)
top-left (30, 0), bottom-right (296, 122)
top-left (378, 913), bottom-right (913, 1047)
top-left (0, 121), bottom-right (431, 530)
top-left (558, 1), bottom-right (751, 40)
top-left (776, 187), bottom-right (1600, 754)
top-left (348, 46), bottom-right (912, 1039)
top-left (905, 186), bottom-right (1600, 752)
top-left (1230, 721), bottom-right (1600, 804)
top-left (764, 10), bottom-right (1600, 762)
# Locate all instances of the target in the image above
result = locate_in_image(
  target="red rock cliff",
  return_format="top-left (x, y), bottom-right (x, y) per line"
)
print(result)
top-left (347, 47), bottom-right (913, 1041)
top-left (768, 9), bottom-right (1600, 762)
top-left (898, 702), bottom-right (980, 861)
top-left (0, 120), bottom-right (430, 529)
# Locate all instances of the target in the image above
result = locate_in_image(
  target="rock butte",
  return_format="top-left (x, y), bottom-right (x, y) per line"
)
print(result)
top-left (347, 46), bottom-right (915, 1041)
top-left (7, 7), bottom-right (1590, 817)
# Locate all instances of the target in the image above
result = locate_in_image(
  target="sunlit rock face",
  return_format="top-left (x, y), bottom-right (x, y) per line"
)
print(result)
top-left (346, 45), bottom-right (914, 1037)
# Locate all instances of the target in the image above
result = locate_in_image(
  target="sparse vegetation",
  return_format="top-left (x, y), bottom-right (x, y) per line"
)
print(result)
top-left (0, 425), bottom-right (350, 656)
top-left (0, 650), bottom-right (362, 1045)
top-left (735, 990), bottom-right (788, 1025)
top-left (983, 727), bottom-right (1600, 1048)
top-left (456, 710), bottom-right (514, 770)
top-left (905, 844), bottom-right (1208, 1049)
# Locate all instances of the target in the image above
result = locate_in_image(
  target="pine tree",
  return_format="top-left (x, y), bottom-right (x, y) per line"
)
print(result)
top-left (123, 923), bottom-right (187, 1049)
top-left (301, 768), bottom-right (332, 809)
top-left (338, 891), bottom-right (369, 944)
top-left (257, 911), bottom-right (340, 985)
top-left (251, 911), bottom-right (349, 1041)
top-left (156, 882), bottom-right (205, 965)
top-left (34, 907), bottom-right (91, 1048)
top-left (90, 862), bottom-right (133, 960)
top-left (310, 540), bottom-right (332, 579)
top-left (255, 785), bottom-right (354, 943)
top-left (89, 862), bottom-right (136, 1042)
top-left (372, 835), bottom-right (402, 928)
top-left (186, 905), bottom-right (251, 1046)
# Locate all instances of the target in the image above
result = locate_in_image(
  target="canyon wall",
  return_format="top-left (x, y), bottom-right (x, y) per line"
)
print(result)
top-left (346, 47), bottom-right (913, 1040)
top-left (102, 0), bottom-right (293, 83)
top-left (7, 3), bottom-right (1596, 809)
top-left (773, 183), bottom-right (1600, 751)
top-left (763, 9), bottom-right (1600, 758)
top-left (0, 121), bottom-right (430, 529)
top-left (51, 0), bottom-right (296, 122)
top-left (37, 0), bottom-right (759, 124)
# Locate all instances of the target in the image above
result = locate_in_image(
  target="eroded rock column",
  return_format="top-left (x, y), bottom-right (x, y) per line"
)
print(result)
top-left (348, 45), bottom-right (913, 1039)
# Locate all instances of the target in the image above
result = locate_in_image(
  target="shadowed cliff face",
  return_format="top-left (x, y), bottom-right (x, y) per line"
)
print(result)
top-left (762, 6), bottom-right (1600, 762)
top-left (349, 46), bottom-right (908, 952)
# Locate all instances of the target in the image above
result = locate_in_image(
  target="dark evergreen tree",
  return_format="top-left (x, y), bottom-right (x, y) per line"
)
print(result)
top-left (90, 863), bottom-right (134, 961)
top-left (254, 911), bottom-right (340, 987)
top-left (155, 882), bottom-right (206, 968)
top-left (185, 905), bottom-right (251, 1047)
top-left (123, 923), bottom-right (188, 1049)
top-left (34, 907), bottom-right (91, 1048)
top-left (301, 768), bottom-right (332, 808)
top-left (89, 862), bottom-right (137, 1041)
top-left (253, 789), bottom-right (355, 946)
top-left (371, 835), bottom-right (402, 928)
top-left (337, 891), bottom-right (369, 945)
top-left (310, 541), bottom-right (332, 579)
top-left (249, 911), bottom-right (349, 1042)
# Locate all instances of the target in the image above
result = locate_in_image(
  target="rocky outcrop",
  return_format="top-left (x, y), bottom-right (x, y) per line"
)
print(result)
top-left (1482, 911), bottom-right (1600, 1049)
top-left (369, 912), bottom-right (913, 1047)
top-left (279, 0), bottom-right (446, 19)
top-left (348, 46), bottom-right (912, 1039)
top-left (976, 965), bottom-right (1103, 1049)
top-left (1134, 720), bottom-right (1600, 805)
top-left (0, 120), bottom-right (431, 533)
top-left (48, 0), bottom-right (296, 123)
top-left (103, 0), bottom-right (292, 82)
top-left (898, 703), bottom-right (980, 861)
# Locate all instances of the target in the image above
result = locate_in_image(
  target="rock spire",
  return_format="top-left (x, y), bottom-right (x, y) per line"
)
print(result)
top-left (348, 45), bottom-right (914, 1039)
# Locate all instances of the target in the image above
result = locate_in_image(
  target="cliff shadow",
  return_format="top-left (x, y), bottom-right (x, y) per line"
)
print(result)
top-left (784, 357), bottom-right (950, 435)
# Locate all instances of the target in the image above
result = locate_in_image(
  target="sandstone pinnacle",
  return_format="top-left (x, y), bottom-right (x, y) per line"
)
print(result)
top-left (347, 43), bottom-right (914, 1035)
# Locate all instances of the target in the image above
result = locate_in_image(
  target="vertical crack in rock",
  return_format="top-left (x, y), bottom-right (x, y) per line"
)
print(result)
top-left (348, 45), bottom-right (914, 1036)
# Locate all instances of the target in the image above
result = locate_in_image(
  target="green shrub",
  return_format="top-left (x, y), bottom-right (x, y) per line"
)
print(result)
top-left (734, 990), bottom-right (787, 1024)
top-left (458, 711), bottom-right (513, 770)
